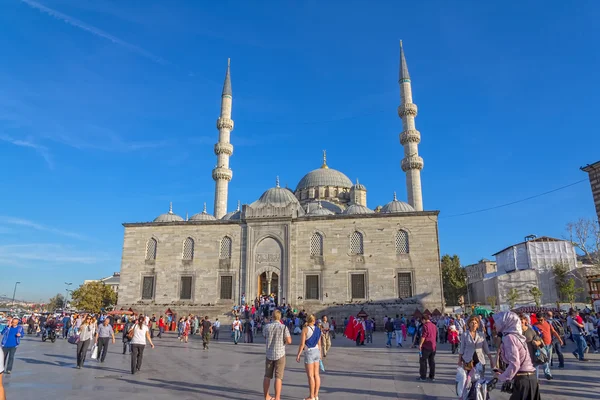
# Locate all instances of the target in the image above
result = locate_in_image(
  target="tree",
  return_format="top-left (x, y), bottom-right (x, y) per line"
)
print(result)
top-left (70, 281), bottom-right (117, 313)
top-left (567, 218), bottom-right (600, 266)
top-left (560, 278), bottom-right (584, 309)
top-left (506, 288), bottom-right (519, 309)
top-left (529, 287), bottom-right (542, 307)
top-left (487, 295), bottom-right (497, 311)
top-left (553, 262), bottom-right (573, 304)
top-left (47, 293), bottom-right (65, 311)
top-left (441, 254), bottom-right (467, 306)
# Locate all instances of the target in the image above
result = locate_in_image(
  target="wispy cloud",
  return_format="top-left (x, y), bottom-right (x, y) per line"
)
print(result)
top-left (0, 134), bottom-right (53, 168)
top-left (0, 216), bottom-right (87, 240)
top-left (0, 243), bottom-right (104, 265)
top-left (19, 0), bottom-right (169, 65)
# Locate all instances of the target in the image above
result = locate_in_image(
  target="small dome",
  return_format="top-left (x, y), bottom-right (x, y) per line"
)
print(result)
top-left (306, 201), bottom-right (335, 216)
top-left (190, 203), bottom-right (216, 221)
top-left (222, 201), bottom-right (242, 220)
top-left (343, 204), bottom-right (374, 215)
top-left (351, 178), bottom-right (366, 191)
top-left (154, 202), bottom-right (184, 222)
top-left (304, 200), bottom-right (343, 214)
top-left (380, 192), bottom-right (415, 213)
top-left (252, 177), bottom-right (304, 211)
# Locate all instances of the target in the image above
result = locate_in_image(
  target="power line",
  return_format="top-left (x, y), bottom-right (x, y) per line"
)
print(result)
top-left (441, 179), bottom-right (588, 219)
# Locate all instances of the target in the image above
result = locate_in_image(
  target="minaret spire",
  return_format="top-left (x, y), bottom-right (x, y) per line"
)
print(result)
top-left (398, 42), bottom-right (424, 211)
top-left (169, 202), bottom-right (173, 214)
top-left (212, 59), bottom-right (235, 219)
top-left (321, 150), bottom-right (328, 169)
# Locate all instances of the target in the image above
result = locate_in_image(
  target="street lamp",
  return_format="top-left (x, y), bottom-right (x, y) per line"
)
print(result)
top-left (11, 281), bottom-right (21, 308)
top-left (64, 282), bottom-right (73, 310)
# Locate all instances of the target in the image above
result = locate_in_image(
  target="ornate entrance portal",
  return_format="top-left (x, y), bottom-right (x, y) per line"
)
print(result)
top-left (258, 271), bottom-right (279, 297)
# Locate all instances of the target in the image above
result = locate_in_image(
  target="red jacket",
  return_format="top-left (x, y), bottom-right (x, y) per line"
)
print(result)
top-left (447, 330), bottom-right (459, 344)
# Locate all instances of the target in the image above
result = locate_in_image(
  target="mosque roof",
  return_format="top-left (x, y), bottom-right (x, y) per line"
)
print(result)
top-left (303, 200), bottom-right (344, 214)
top-left (380, 192), bottom-right (415, 213)
top-left (154, 202), bottom-right (184, 222)
top-left (295, 151), bottom-right (352, 191)
top-left (343, 204), bottom-right (374, 215)
top-left (190, 203), bottom-right (216, 221)
top-left (222, 201), bottom-right (242, 220)
top-left (306, 201), bottom-right (335, 216)
top-left (251, 178), bottom-right (305, 215)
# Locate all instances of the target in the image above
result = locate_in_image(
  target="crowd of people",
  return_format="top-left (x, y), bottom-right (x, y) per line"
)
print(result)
top-left (2, 304), bottom-right (599, 400)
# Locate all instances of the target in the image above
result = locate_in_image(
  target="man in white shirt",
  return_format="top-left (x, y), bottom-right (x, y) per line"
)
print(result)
top-left (212, 319), bottom-right (221, 340)
top-left (232, 316), bottom-right (242, 344)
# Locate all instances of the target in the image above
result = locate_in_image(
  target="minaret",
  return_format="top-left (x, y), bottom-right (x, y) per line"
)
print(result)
top-left (398, 41), bottom-right (424, 211)
top-left (212, 59), bottom-right (234, 219)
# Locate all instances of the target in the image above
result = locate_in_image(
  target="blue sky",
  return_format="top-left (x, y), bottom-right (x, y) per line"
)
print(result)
top-left (1, 1), bottom-right (598, 301)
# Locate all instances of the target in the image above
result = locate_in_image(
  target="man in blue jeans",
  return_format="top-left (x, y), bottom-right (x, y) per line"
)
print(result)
top-left (568, 310), bottom-right (589, 362)
top-left (384, 318), bottom-right (394, 348)
top-left (1, 318), bottom-right (25, 374)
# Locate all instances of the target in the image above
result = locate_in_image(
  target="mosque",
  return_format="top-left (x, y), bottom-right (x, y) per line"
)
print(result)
top-left (117, 43), bottom-right (444, 317)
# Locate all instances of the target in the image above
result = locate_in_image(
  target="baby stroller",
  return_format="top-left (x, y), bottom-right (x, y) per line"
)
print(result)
top-left (456, 363), bottom-right (498, 400)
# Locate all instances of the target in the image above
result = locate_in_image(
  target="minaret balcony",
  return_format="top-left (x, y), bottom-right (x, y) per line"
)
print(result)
top-left (401, 155), bottom-right (424, 172)
top-left (400, 129), bottom-right (421, 145)
top-left (214, 142), bottom-right (234, 156)
top-left (217, 117), bottom-right (234, 130)
top-left (212, 167), bottom-right (233, 181)
top-left (398, 103), bottom-right (418, 118)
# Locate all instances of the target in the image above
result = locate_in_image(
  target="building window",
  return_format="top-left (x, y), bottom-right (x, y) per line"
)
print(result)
top-left (351, 273), bottom-right (366, 299)
top-left (141, 276), bottom-right (154, 299)
top-left (310, 233), bottom-right (323, 256)
top-left (397, 272), bottom-right (413, 298)
top-left (220, 276), bottom-right (233, 299)
top-left (146, 238), bottom-right (157, 260)
top-left (183, 237), bottom-right (194, 261)
top-left (220, 236), bottom-right (232, 259)
top-left (396, 230), bottom-right (409, 254)
top-left (350, 231), bottom-right (364, 255)
top-left (180, 276), bottom-right (193, 300)
top-left (306, 275), bottom-right (320, 299)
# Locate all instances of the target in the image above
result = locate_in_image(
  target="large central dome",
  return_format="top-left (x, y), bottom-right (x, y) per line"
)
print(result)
top-left (296, 168), bottom-right (353, 191)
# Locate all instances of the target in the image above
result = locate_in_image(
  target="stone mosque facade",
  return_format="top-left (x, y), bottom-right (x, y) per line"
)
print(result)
top-left (117, 43), bottom-right (444, 318)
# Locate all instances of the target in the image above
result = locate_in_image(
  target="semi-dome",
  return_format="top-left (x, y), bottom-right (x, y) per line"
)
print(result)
top-left (154, 202), bottom-right (184, 222)
top-left (222, 201), bottom-right (242, 220)
top-left (190, 203), bottom-right (216, 221)
top-left (343, 204), bottom-right (374, 215)
top-left (306, 201), bottom-right (335, 216)
top-left (303, 200), bottom-right (343, 214)
top-left (295, 152), bottom-right (352, 191)
top-left (252, 178), bottom-right (304, 211)
top-left (380, 192), bottom-right (415, 213)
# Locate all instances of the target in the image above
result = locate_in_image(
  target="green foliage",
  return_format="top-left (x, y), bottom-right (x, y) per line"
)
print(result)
top-left (70, 281), bottom-right (117, 313)
top-left (486, 295), bottom-right (497, 310)
top-left (529, 287), bottom-right (542, 307)
top-left (441, 254), bottom-right (467, 306)
top-left (47, 293), bottom-right (65, 311)
top-left (560, 278), bottom-right (584, 309)
top-left (506, 288), bottom-right (519, 309)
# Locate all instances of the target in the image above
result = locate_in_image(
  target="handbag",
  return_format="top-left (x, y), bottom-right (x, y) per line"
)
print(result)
top-left (127, 326), bottom-right (135, 340)
top-left (67, 334), bottom-right (80, 345)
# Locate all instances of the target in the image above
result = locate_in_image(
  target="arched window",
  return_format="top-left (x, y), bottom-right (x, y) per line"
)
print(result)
top-left (396, 230), bottom-right (409, 254)
top-left (183, 237), bottom-right (194, 260)
top-left (146, 238), bottom-right (157, 260)
top-left (349, 231), bottom-right (364, 255)
top-left (220, 236), bottom-right (232, 259)
top-left (310, 233), bottom-right (323, 256)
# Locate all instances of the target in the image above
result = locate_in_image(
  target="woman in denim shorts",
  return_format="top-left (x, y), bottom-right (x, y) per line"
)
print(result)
top-left (296, 315), bottom-right (322, 400)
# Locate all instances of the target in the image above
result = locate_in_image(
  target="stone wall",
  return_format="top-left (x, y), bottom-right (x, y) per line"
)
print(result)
top-left (117, 212), bottom-right (443, 317)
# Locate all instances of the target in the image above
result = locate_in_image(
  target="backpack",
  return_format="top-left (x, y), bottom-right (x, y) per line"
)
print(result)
top-left (305, 326), bottom-right (321, 348)
top-left (550, 319), bottom-right (565, 337)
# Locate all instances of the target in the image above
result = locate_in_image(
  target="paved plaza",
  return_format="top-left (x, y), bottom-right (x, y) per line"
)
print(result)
top-left (4, 331), bottom-right (600, 399)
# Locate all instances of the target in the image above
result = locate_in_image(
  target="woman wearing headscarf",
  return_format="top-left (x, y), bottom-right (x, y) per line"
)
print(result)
top-left (494, 312), bottom-right (540, 400)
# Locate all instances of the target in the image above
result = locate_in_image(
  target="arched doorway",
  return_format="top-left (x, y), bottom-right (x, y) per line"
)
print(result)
top-left (258, 271), bottom-right (279, 297)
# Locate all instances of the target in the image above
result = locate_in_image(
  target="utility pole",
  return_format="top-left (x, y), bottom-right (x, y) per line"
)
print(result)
top-left (11, 281), bottom-right (21, 308)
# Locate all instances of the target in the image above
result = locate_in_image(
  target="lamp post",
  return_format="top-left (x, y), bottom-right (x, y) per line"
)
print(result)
top-left (11, 281), bottom-right (21, 308)
top-left (64, 282), bottom-right (73, 310)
